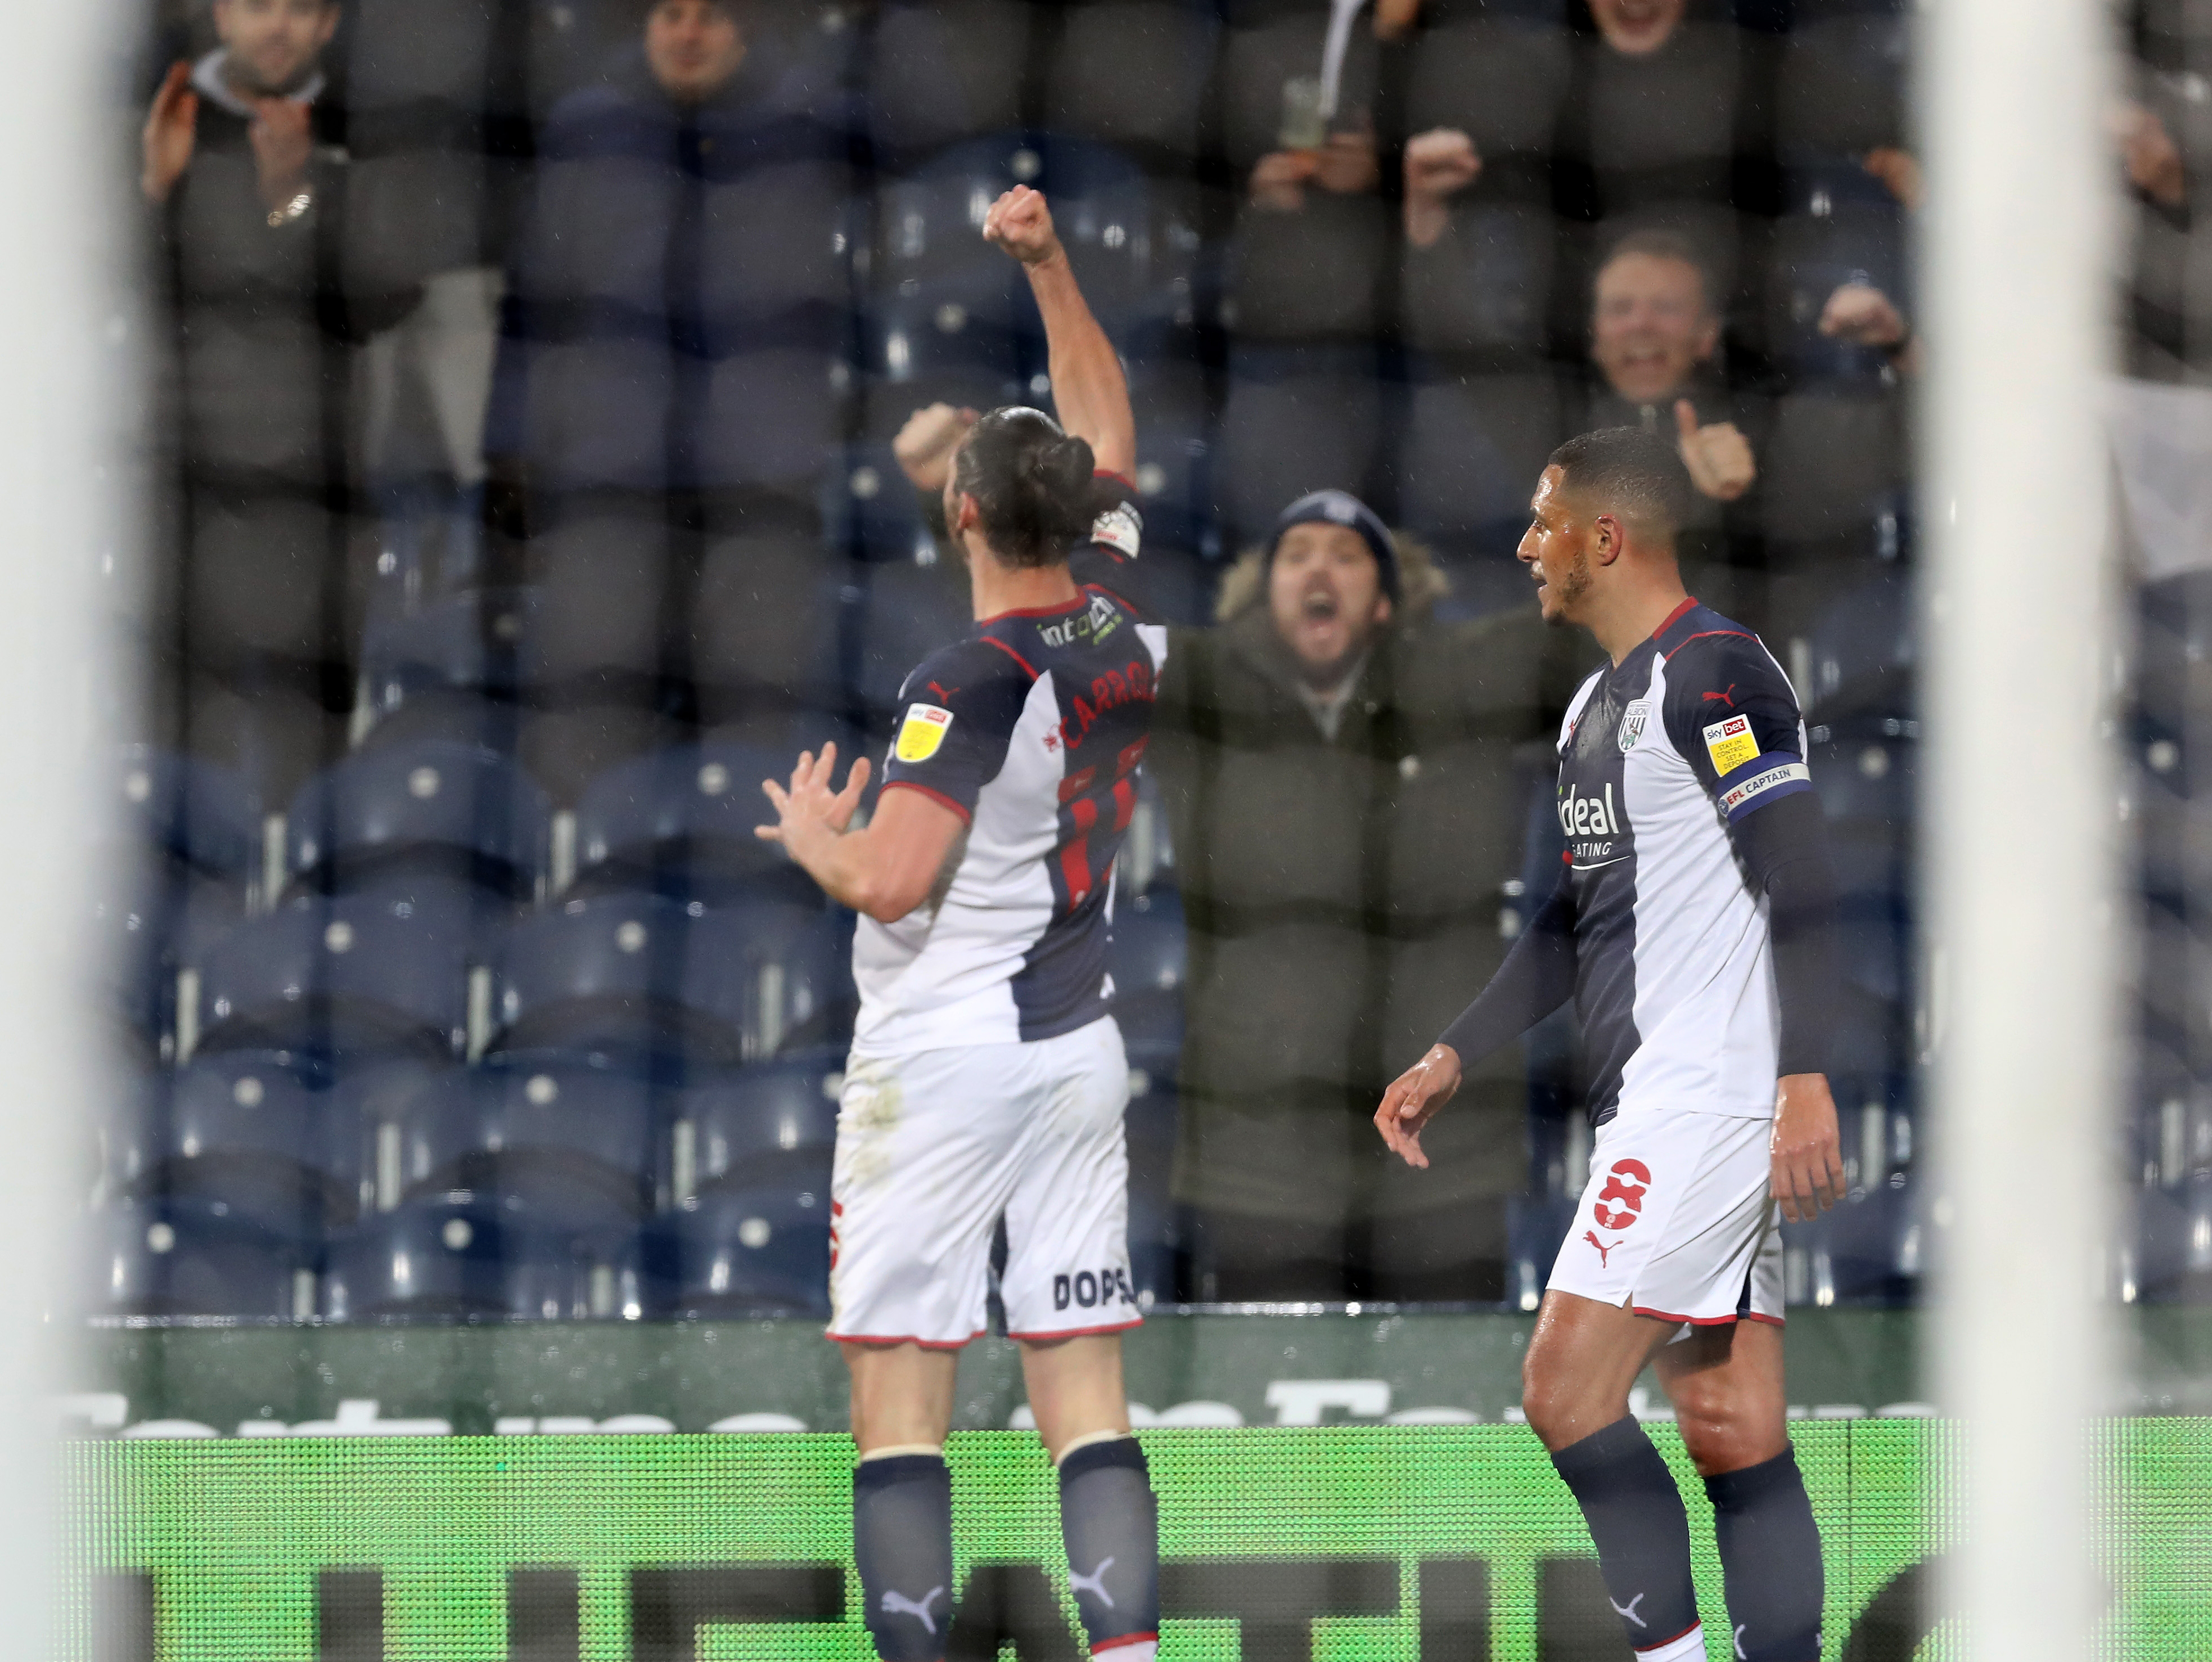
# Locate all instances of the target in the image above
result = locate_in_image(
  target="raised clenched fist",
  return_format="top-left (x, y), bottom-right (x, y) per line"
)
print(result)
top-left (892, 402), bottom-right (980, 493)
top-left (1674, 399), bottom-right (1756, 503)
top-left (983, 185), bottom-right (1063, 267)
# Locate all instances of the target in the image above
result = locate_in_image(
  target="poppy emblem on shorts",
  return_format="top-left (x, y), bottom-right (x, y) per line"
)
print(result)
top-left (1591, 1157), bottom-right (1651, 1231)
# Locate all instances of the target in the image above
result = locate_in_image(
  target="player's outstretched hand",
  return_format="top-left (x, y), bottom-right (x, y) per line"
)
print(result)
top-left (1674, 399), bottom-right (1757, 502)
top-left (893, 402), bottom-right (979, 493)
top-left (1374, 1044), bottom-right (1463, 1169)
top-left (1770, 1073), bottom-right (1845, 1223)
top-left (758, 744), bottom-right (872, 850)
top-left (983, 185), bottom-right (1062, 267)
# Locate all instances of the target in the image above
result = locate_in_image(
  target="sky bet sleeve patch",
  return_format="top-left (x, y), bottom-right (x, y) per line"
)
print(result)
top-left (895, 704), bottom-right (954, 763)
top-left (1702, 714), bottom-right (1760, 776)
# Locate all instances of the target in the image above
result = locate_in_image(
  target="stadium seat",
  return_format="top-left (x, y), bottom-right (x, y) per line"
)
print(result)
top-left (488, 895), bottom-right (849, 1071)
top-left (357, 587), bottom-right (535, 734)
top-left (1800, 566), bottom-right (1915, 729)
top-left (95, 857), bottom-right (242, 1060)
top-left (676, 1055), bottom-right (843, 1198)
top-left (1403, 19), bottom-right (1572, 177)
top-left (1215, 349), bottom-right (1382, 550)
top-left (645, 1183), bottom-right (833, 1318)
top-left (91, 1197), bottom-right (314, 1320)
top-left (107, 746), bottom-right (261, 889)
top-left (569, 742), bottom-right (819, 908)
top-left (1399, 203), bottom-right (1558, 362)
top-left (370, 1065), bottom-right (657, 1229)
top-left (2132, 1177), bottom-right (2212, 1303)
top-left (321, 1192), bottom-right (649, 1319)
top-left (1224, 193), bottom-right (1390, 345)
top-left (517, 515), bottom-right (672, 706)
top-left (1112, 888), bottom-right (1186, 1078)
top-left (519, 706), bottom-right (686, 810)
top-left (1818, 1174), bottom-right (1926, 1305)
top-left (189, 884), bottom-right (481, 1065)
top-left (865, 0), bottom-right (1035, 168)
top-left (1395, 368), bottom-right (1567, 557)
top-left (1758, 386), bottom-right (1907, 563)
top-left (1773, 14), bottom-right (1910, 168)
top-left (1124, 1067), bottom-right (1181, 1304)
top-left (852, 556), bottom-right (979, 725)
top-left (1810, 731), bottom-right (1916, 908)
top-left (285, 741), bottom-right (552, 900)
top-left (1037, 1), bottom-right (1217, 170)
top-left (1507, 1192), bottom-right (1579, 1312)
top-left (1114, 768), bottom-right (1177, 898)
top-left (155, 1051), bottom-right (355, 1236)
top-left (688, 532), bottom-right (846, 725)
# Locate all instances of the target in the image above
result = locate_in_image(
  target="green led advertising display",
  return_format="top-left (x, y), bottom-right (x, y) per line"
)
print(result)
top-left (59, 1420), bottom-right (2212, 1659)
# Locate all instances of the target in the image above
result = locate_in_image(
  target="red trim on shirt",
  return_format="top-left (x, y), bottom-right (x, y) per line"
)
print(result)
top-left (977, 633), bottom-right (1040, 678)
top-left (879, 780), bottom-right (972, 825)
top-left (1654, 596), bottom-right (1700, 634)
top-left (980, 596), bottom-right (1087, 622)
top-left (1093, 469), bottom-right (1137, 489)
top-left (1661, 627), bottom-right (1759, 660)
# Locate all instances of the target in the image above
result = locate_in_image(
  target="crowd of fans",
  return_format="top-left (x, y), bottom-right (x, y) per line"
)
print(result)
top-left (94, 0), bottom-right (2212, 1318)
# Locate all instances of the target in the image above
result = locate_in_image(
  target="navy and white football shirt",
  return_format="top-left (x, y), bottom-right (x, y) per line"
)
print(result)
top-left (854, 578), bottom-right (1170, 1057)
top-left (1553, 598), bottom-right (1812, 1124)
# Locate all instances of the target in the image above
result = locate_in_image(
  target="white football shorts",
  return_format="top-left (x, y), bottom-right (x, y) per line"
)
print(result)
top-left (827, 1016), bottom-right (1141, 1348)
top-left (1547, 1106), bottom-right (1785, 1328)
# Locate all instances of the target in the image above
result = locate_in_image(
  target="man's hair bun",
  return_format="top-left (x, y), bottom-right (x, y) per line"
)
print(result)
top-left (953, 407), bottom-right (1098, 568)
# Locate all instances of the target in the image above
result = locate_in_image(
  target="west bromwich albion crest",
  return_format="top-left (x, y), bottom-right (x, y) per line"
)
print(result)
top-left (1618, 699), bottom-right (1652, 754)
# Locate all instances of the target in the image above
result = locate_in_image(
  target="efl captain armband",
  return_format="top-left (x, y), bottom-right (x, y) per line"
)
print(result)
top-left (1089, 501), bottom-right (1142, 559)
top-left (1717, 755), bottom-right (1812, 822)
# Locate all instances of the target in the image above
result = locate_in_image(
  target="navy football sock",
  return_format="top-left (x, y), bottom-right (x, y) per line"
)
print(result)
top-left (1550, 1417), bottom-right (1703, 1655)
top-left (1704, 1448), bottom-right (1825, 1662)
top-left (853, 1452), bottom-right (954, 1662)
top-left (1057, 1435), bottom-right (1161, 1656)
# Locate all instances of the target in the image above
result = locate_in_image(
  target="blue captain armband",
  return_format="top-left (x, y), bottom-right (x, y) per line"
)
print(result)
top-left (1716, 753), bottom-right (1812, 823)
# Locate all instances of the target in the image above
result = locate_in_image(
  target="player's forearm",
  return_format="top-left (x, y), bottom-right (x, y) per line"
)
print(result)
top-left (784, 823), bottom-right (930, 924)
top-left (1731, 791), bottom-right (1840, 1077)
top-left (1025, 252), bottom-right (1134, 479)
top-left (1434, 871), bottom-right (1578, 1066)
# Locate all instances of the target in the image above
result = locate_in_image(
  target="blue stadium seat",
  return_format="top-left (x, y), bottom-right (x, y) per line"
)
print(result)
top-left (570, 741), bottom-right (817, 907)
top-left (1801, 567), bottom-right (1914, 729)
top-left (1395, 368), bottom-right (1566, 558)
top-left (1817, 1174), bottom-right (1925, 1306)
top-left (866, 0), bottom-right (1035, 169)
top-left (95, 859), bottom-right (242, 1059)
top-left (190, 884), bottom-right (480, 1065)
top-left (285, 741), bottom-right (552, 900)
top-left (852, 557), bottom-right (977, 723)
top-left (1508, 1192), bottom-right (1579, 1311)
top-left (108, 746), bottom-right (260, 887)
top-left (1810, 731), bottom-right (1916, 908)
top-left (91, 1197), bottom-right (313, 1319)
top-left (1215, 347), bottom-right (1382, 550)
top-left (645, 1183), bottom-right (832, 1317)
top-left (1124, 1068), bottom-right (1180, 1305)
top-left (2133, 1177), bottom-right (2212, 1303)
top-left (321, 1192), bottom-right (648, 1319)
top-left (835, 440), bottom-right (952, 565)
top-left (1112, 888), bottom-right (1186, 1078)
top-left (375, 1065), bottom-right (657, 1229)
top-left (1037, 1), bottom-right (1217, 171)
top-left (357, 587), bottom-right (537, 732)
top-left (488, 895), bottom-right (849, 1071)
top-left (677, 1055), bottom-right (843, 1196)
top-left (156, 1052), bottom-right (354, 1235)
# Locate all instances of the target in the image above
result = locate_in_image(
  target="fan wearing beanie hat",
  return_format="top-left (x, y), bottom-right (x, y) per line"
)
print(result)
top-left (1264, 489), bottom-right (1400, 740)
